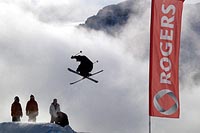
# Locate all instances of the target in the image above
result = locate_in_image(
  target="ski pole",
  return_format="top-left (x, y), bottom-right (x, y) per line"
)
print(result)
top-left (93, 60), bottom-right (99, 64)
top-left (74, 51), bottom-right (82, 56)
top-left (71, 51), bottom-right (82, 59)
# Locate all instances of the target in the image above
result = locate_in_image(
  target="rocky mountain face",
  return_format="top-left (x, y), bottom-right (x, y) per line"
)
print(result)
top-left (80, 0), bottom-right (139, 34)
top-left (81, 1), bottom-right (200, 35)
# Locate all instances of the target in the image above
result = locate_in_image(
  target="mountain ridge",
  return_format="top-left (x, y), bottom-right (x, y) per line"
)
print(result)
top-left (80, 0), bottom-right (138, 34)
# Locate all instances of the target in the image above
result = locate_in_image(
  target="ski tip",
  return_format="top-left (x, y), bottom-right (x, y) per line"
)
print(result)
top-left (70, 82), bottom-right (76, 85)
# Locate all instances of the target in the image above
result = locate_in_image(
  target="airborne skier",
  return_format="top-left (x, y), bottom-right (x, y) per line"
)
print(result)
top-left (71, 55), bottom-right (93, 77)
top-left (68, 51), bottom-right (103, 84)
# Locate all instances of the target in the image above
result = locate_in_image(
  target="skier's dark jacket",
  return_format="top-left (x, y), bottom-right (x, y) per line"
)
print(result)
top-left (11, 101), bottom-right (23, 117)
top-left (71, 55), bottom-right (93, 76)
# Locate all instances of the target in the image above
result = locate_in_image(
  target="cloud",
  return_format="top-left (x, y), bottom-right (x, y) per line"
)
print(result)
top-left (0, 1), bottom-right (148, 132)
top-left (0, 0), bottom-right (124, 23)
top-left (0, 1), bottom-right (200, 133)
top-left (179, 3), bottom-right (200, 90)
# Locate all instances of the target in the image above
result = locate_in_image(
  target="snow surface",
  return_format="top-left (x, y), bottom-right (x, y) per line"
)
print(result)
top-left (0, 122), bottom-right (80, 133)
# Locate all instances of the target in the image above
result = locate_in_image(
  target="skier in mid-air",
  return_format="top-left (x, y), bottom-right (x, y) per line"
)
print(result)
top-left (71, 54), bottom-right (93, 77)
top-left (68, 51), bottom-right (103, 84)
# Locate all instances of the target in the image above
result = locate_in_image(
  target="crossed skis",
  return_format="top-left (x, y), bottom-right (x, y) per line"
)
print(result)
top-left (68, 68), bottom-right (103, 85)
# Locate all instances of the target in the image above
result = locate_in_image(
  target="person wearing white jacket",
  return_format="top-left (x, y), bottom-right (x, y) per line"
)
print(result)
top-left (49, 99), bottom-right (60, 123)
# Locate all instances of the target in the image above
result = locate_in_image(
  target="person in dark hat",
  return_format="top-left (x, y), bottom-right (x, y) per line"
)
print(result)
top-left (11, 96), bottom-right (23, 122)
top-left (25, 95), bottom-right (39, 122)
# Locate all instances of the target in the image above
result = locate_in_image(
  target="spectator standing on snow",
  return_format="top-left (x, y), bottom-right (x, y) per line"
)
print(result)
top-left (11, 96), bottom-right (23, 122)
top-left (49, 98), bottom-right (60, 123)
top-left (26, 95), bottom-right (39, 122)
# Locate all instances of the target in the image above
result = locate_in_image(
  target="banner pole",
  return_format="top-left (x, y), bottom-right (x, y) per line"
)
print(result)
top-left (149, 116), bottom-right (151, 133)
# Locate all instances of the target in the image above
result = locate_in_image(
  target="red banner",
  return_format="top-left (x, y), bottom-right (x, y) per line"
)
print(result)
top-left (149, 0), bottom-right (184, 118)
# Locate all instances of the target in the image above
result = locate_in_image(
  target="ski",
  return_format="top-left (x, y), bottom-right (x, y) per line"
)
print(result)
top-left (70, 77), bottom-right (85, 85)
top-left (90, 70), bottom-right (103, 76)
top-left (68, 68), bottom-right (101, 84)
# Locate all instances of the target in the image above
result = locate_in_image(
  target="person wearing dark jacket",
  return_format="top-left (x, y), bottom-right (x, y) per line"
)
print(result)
top-left (71, 55), bottom-right (93, 77)
top-left (55, 111), bottom-right (69, 127)
top-left (26, 95), bottom-right (39, 122)
top-left (11, 96), bottom-right (23, 122)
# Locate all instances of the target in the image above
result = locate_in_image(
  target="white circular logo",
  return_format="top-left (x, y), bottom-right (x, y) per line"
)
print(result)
top-left (153, 89), bottom-right (178, 115)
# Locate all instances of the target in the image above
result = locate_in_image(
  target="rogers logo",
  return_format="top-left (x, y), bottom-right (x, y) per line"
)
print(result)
top-left (153, 89), bottom-right (179, 115)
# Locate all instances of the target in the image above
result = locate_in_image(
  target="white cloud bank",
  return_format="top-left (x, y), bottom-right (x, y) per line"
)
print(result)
top-left (0, 1), bottom-right (200, 133)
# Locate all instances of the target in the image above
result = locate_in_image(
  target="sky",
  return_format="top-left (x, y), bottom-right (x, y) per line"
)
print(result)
top-left (185, 0), bottom-right (200, 4)
top-left (0, 0), bottom-right (200, 133)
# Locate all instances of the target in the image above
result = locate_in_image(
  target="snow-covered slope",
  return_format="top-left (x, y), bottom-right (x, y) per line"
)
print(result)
top-left (0, 122), bottom-right (78, 133)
